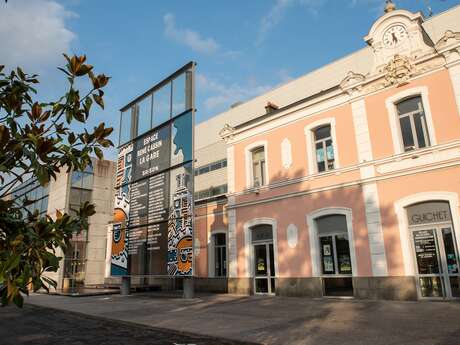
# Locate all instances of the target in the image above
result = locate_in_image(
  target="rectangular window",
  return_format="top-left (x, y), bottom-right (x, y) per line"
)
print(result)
top-left (314, 125), bottom-right (335, 173)
top-left (396, 96), bottom-right (430, 152)
top-left (119, 109), bottom-right (132, 145)
top-left (135, 96), bottom-right (152, 137)
top-left (252, 147), bottom-right (266, 187)
top-left (152, 82), bottom-right (171, 128)
top-left (214, 233), bottom-right (227, 277)
top-left (316, 215), bottom-right (352, 276)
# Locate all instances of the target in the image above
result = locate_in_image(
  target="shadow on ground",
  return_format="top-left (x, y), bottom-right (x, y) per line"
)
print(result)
top-left (0, 304), bottom-right (258, 345)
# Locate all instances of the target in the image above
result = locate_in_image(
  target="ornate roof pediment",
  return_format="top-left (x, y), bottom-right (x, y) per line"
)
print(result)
top-left (435, 30), bottom-right (460, 51)
top-left (219, 123), bottom-right (235, 142)
top-left (340, 71), bottom-right (366, 90)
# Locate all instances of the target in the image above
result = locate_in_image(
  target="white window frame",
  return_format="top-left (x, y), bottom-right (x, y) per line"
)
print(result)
top-left (207, 230), bottom-right (227, 278)
top-left (243, 218), bottom-right (278, 278)
top-left (394, 192), bottom-right (460, 276)
top-left (304, 118), bottom-right (340, 175)
top-left (306, 207), bottom-right (357, 277)
top-left (385, 86), bottom-right (437, 155)
top-left (244, 141), bottom-right (269, 189)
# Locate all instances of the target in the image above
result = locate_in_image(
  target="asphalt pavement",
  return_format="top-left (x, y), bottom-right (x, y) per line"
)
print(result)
top-left (3, 293), bottom-right (460, 345)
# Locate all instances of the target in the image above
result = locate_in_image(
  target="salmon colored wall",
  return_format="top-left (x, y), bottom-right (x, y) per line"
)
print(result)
top-left (235, 169), bottom-right (361, 205)
top-left (365, 69), bottom-right (460, 160)
top-left (235, 186), bottom-right (372, 278)
top-left (377, 165), bottom-right (460, 276)
top-left (233, 104), bottom-right (359, 193)
top-left (194, 202), bottom-right (228, 277)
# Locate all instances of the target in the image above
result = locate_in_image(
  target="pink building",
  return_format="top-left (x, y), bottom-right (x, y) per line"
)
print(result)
top-left (219, 4), bottom-right (460, 300)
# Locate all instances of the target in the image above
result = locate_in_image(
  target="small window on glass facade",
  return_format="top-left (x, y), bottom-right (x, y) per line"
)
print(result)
top-left (313, 125), bottom-right (335, 173)
top-left (172, 73), bottom-right (186, 116)
top-left (11, 179), bottom-right (50, 219)
top-left (315, 215), bottom-right (352, 276)
top-left (213, 233), bottom-right (227, 277)
top-left (135, 96), bottom-right (152, 137)
top-left (119, 109), bottom-right (132, 145)
top-left (152, 82), bottom-right (171, 128)
top-left (396, 96), bottom-right (430, 152)
top-left (251, 147), bottom-right (266, 187)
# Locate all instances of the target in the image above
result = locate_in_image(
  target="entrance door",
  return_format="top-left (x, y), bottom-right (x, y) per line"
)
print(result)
top-left (254, 243), bottom-right (275, 294)
top-left (412, 227), bottom-right (460, 299)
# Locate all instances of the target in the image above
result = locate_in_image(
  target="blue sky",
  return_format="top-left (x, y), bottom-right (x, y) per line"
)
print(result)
top-left (1, 0), bottom-right (459, 159)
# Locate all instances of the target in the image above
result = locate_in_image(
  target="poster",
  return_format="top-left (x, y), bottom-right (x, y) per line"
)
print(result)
top-left (413, 230), bottom-right (440, 275)
top-left (110, 143), bottom-right (133, 276)
top-left (167, 164), bottom-right (193, 276)
top-left (323, 256), bottom-right (334, 273)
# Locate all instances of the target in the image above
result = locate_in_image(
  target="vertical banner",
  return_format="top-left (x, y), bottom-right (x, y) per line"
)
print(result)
top-left (111, 143), bottom-right (133, 276)
top-left (111, 62), bottom-right (195, 277)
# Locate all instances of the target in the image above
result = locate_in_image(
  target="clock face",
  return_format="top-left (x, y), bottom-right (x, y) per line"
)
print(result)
top-left (383, 25), bottom-right (408, 48)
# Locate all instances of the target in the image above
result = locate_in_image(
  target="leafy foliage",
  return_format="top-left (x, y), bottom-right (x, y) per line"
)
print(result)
top-left (0, 55), bottom-right (113, 307)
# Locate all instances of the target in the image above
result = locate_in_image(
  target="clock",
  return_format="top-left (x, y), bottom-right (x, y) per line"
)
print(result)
top-left (383, 25), bottom-right (408, 48)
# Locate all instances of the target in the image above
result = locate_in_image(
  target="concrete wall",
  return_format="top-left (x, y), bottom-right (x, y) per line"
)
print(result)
top-left (44, 169), bottom-right (70, 289)
top-left (85, 159), bottom-right (116, 286)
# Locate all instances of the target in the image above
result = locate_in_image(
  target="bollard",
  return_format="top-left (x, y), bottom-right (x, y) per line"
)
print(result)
top-left (120, 276), bottom-right (131, 295)
top-left (183, 277), bottom-right (194, 299)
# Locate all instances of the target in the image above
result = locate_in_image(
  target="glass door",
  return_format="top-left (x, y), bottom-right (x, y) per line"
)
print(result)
top-left (254, 243), bottom-right (275, 294)
top-left (412, 228), bottom-right (445, 298)
top-left (412, 227), bottom-right (460, 299)
top-left (440, 227), bottom-right (460, 298)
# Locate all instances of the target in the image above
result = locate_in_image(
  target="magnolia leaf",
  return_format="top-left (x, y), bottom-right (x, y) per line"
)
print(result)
top-left (93, 94), bottom-right (104, 109)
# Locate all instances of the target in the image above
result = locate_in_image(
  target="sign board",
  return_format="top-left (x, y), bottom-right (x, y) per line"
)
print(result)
top-left (110, 62), bottom-right (195, 277)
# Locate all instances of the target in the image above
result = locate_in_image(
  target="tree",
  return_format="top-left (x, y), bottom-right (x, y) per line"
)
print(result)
top-left (0, 54), bottom-right (113, 307)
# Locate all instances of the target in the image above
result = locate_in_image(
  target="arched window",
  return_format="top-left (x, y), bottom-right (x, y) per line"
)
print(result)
top-left (213, 233), bottom-right (227, 277)
top-left (313, 125), bottom-right (335, 173)
top-left (396, 96), bottom-right (430, 152)
top-left (251, 224), bottom-right (275, 294)
top-left (315, 215), bottom-right (352, 276)
top-left (405, 201), bottom-right (459, 298)
top-left (251, 147), bottom-right (266, 187)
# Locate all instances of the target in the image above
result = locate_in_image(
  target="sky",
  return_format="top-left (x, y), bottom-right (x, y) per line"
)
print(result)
top-left (0, 0), bottom-right (459, 159)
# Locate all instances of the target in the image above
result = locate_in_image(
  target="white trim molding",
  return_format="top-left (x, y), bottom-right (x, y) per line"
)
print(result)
top-left (243, 218), bottom-right (278, 278)
top-left (304, 117), bottom-right (340, 175)
top-left (287, 224), bottom-right (298, 249)
top-left (207, 229), bottom-right (227, 278)
top-left (362, 183), bottom-right (388, 276)
top-left (394, 191), bottom-right (460, 276)
top-left (227, 146), bottom-right (235, 194)
top-left (385, 86), bottom-right (437, 155)
top-left (281, 138), bottom-right (293, 169)
top-left (351, 99), bottom-right (374, 163)
top-left (244, 140), bottom-right (269, 189)
top-left (447, 63), bottom-right (460, 118)
top-left (306, 207), bottom-right (358, 277)
top-left (227, 206), bottom-right (238, 278)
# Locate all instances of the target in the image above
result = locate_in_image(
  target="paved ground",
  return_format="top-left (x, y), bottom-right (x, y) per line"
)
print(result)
top-left (0, 303), bottom-right (255, 345)
top-left (14, 293), bottom-right (460, 345)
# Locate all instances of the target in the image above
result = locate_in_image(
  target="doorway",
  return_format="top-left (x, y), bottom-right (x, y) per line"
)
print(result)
top-left (254, 243), bottom-right (276, 294)
top-left (250, 224), bottom-right (276, 295)
top-left (411, 226), bottom-right (460, 299)
top-left (407, 201), bottom-right (460, 299)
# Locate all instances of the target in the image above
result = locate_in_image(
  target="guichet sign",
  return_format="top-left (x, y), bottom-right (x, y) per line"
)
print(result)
top-left (407, 201), bottom-right (451, 226)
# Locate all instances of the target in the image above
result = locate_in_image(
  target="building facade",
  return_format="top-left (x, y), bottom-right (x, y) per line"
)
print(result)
top-left (219, 4), bottom-right (460, 300)
top-left (12, 158), bottom-right (116, 290)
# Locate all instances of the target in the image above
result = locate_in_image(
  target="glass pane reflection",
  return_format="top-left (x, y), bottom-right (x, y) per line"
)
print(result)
top-left (153, 83), bottom-right (171, 128)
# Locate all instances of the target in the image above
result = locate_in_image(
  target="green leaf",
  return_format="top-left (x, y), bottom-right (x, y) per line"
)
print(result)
top-left (13, 293), bottom-right (24, 308)
top-left (93, 94), bottom-right (104, 109)
top-left (94, 147), bottom-right (103, 160)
